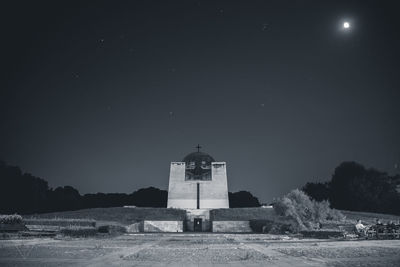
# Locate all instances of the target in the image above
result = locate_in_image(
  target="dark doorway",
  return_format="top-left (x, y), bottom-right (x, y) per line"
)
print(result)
top-left (194, 218), bottom-right (202, 232)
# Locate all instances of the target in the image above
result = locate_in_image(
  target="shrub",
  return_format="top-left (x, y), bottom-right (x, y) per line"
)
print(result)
top-left (249, 219), bottom-right (295, 234)
top-left (96, 224), bottom-right (126, 235)
top-left (97, 225), bottom-right (110, 233)
top-left (249, 220), bottom-right (269, 232)
top-left (0, 214), bottom-right (23, 224)
top-left (108, 224), bottom-right (127, 234)
top-left (250, 220), bottom-right (268, 233)
top-left (314, 200), bottom-right (344, 221)
top-left (274, 189), bottom-right (344, 232)
top-left (60, 226), bottom-right (97, 237)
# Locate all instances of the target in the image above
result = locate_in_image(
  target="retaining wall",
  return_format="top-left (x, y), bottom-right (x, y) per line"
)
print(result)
top-left (212, 221), bottom-right (252, 232)
top-left (143, 221), bottom-right (183, 232)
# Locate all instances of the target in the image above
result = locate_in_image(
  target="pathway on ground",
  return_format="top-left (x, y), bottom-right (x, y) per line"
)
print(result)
top-left (1, 234), bottom-right (400, 266)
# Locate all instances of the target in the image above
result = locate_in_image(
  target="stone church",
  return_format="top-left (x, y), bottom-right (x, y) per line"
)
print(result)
top-left (167, 146), bottom-right (229, 231)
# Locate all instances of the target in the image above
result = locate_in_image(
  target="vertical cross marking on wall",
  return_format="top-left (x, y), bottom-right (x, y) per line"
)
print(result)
top-left (197, 183), bottom-right (200, 209)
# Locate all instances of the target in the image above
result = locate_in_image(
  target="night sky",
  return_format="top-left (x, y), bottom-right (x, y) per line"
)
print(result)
top-left (1, 0), bottom-right (399, 203)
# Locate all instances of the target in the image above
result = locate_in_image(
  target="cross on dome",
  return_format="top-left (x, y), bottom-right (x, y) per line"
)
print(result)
top-left (196, 144), bottom-right (202, 152)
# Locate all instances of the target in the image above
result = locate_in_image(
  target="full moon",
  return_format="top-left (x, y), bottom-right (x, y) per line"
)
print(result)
top-left (343, 22), bottom-right (350, 29)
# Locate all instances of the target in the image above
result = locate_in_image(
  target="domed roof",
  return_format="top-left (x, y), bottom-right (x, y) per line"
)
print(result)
top-left (182, 151), bottom-right (215, 164)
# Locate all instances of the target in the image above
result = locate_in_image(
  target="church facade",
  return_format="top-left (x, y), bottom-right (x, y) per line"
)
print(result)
top-left (167, 148), bottom-right (229, 210)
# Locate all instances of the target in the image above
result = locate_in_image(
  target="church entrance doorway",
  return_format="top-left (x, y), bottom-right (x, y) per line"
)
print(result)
top-left (194, 218), bottom-right (202, 232)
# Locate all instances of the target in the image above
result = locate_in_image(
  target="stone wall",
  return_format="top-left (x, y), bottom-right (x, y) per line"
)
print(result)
top-left (212, 221), bottom-right (252, 233)
top-left (210, 208), bottom-right (276, 221)
top-left (143, 221), bottom-right (183, 232)
top-left (126, 221), bottom-right (143, 233)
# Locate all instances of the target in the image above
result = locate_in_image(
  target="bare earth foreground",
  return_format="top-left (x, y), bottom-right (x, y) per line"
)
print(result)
top-left (1, 234), bottom-right (399, 267)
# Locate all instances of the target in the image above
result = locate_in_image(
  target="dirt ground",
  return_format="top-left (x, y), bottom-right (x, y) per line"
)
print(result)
top-left (0, 234), bottom-right (399, 266)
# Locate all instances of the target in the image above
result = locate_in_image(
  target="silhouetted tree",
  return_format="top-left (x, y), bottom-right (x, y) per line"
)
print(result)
top-left (302, 182), bottom-right (330, 201)
top-left (330, 162), bottom-right (400, 214)
top-left (229, 191), bottom-right (261, 207)
top-left (0, 161), bottom-right (49, 214)
top-left (389, 174), bottom-right (400, 193)
top-left (82, 193), bottom-right (132, 208)
top-left (1, 161), bottom-right (261, 213)
top-left (131, 187), bottom-right (167, 207)
top-left (48, 186), bottom-right (82, 212)
top-left (303, 161), bottom-right (400, 215)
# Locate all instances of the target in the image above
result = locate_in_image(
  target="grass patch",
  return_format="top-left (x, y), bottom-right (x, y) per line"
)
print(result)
top-left (60, 225), bottom-right (98, 237)
top-left (300, 230), bottom-right (344, 239)
top-left (25, 207), bottom-right (186, 225)
top-left (24, 218), bottom-right (96, 227)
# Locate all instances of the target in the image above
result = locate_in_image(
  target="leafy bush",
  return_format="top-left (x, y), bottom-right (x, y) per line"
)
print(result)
top-left (96, 224), bottom-right (126, 235)
top-left (108, 224), bottom-right (127, 234)
top-left (274, 189), bottom-right (344, 232)
top-left (97, 225), bottom-right (110, 233)
top-left (249, 219), bottom-right (293, 234)
top-left (314, 200), bottom-right (344, 221)
top-left (0, 214), bottom-right (23, 224)
top-left (60, 225), bottom-right (97, 237)
top-left (249, 220), bottom-right (269, 232)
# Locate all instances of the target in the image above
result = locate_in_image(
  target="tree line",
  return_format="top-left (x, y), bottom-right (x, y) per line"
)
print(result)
top-left (0, 161), bottom-right (260, 214)
top-left (303, 161), bottom-right (400, 215)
